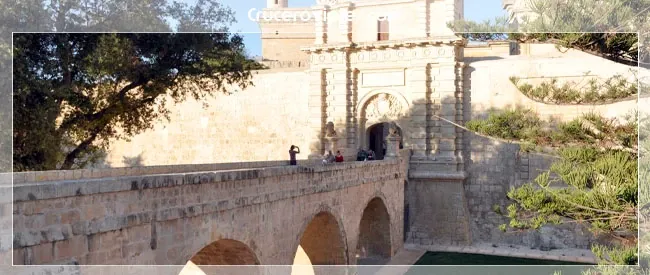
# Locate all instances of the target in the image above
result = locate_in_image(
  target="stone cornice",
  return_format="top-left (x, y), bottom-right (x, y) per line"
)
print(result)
top-left (301, 36), bottom-right (465, 53)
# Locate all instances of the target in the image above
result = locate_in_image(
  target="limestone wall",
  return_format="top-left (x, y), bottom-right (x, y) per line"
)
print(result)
top-left (103, 69), bottom-right (311, 168)
top-left (464, 44), bottom-right (639, 122)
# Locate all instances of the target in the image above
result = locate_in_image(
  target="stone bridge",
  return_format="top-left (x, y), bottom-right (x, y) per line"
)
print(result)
top-left (13, 150), bottom-right (410, 268)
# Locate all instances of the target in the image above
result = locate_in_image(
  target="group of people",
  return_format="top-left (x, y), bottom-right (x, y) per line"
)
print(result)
top-left (289, 145), bottom-right (345, 166)
top-left (289, 145), bottom-right (382, 166)
top-left (322, 150), bottom-right (344, 164)
top-left (356, 148), bottom-right (376, 161)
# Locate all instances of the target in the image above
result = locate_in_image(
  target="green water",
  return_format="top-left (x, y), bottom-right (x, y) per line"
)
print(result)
top-left (414, 251), bottom-right (586, 265)
top-left (402, 252), bottom-right (590, 275)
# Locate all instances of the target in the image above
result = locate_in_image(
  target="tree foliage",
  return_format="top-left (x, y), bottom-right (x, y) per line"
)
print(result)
top-left (448, 0), bottom-right (649, 66)
top-left (467, 109), bottom-right (638, 264)
top-left (13, 33), bottom-right (263, 171)
top-left (0, 0), bottom-right (245, 172)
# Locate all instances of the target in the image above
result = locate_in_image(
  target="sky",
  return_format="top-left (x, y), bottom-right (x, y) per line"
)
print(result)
top-left (214, 0), bottom-right (508, 57)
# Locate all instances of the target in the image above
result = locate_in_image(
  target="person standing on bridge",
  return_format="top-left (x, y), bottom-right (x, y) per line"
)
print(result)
top-left (289, 145), bottom-right (300, 165)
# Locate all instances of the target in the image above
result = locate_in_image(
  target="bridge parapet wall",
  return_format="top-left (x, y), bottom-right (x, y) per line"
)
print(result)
top-left (12, 160), bottom-right (317, 185)
top-left (13, 158), bottom-right (406, 265)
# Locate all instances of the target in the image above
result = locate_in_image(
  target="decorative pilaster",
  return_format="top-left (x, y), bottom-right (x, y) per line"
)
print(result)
top-left (455, 62), bottom-right (466, 170)
top-left (407, 65), bottom-right (429, 160)
top-left (434, 61), bottom-right (458, 161)
top-left (313, 6), bottom-right (327, 44)
top-left (335, 2), bottom-right (352, 43)
top-left (416, 0), bottom-right (429, 37)
top-left (324, 53), bottom-right (350, 152)
top-left (347, 69), bottom-right (360, 149)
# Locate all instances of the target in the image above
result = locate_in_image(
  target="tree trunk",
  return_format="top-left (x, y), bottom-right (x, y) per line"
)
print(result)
top-left (60, 132), bottom-right (99, 170)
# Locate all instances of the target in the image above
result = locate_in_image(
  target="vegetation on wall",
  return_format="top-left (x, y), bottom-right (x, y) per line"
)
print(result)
top-left (467, 108), bottom-right (638, 265)
top-left (466, 108), bottom-right (637, 153)
top-left (509, 74), bottom-right (638, 104)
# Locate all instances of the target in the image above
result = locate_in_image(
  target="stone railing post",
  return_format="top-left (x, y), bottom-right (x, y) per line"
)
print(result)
top-left (384, 123), bottom-right (401, 160)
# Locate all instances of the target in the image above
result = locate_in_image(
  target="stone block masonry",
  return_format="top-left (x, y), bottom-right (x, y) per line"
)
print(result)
top-left (462, 134), bottom-right (603, 250)
top-left (13, 155), bottom-right (408, 265)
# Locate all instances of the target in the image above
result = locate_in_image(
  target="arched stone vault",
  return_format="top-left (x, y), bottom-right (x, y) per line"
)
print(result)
top-left (356, 197), bottom-right (393, 265)
top-left (189, 239), bottom-right (260, 265)
top-left (292, 204), bottom-right (349, 266)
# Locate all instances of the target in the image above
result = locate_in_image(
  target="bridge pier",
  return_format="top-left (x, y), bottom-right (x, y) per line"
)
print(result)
top-left (406, 164), bottom-right (472, 247)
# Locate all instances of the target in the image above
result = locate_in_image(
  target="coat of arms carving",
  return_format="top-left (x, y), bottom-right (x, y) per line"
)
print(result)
top-left (364, 93), bottom-right (404, 120)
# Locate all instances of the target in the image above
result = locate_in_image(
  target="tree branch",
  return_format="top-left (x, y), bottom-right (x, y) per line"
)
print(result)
top-left (57, 77), bottom-right (148, 133)
top-left (60, 131), bottom-right (100, 170)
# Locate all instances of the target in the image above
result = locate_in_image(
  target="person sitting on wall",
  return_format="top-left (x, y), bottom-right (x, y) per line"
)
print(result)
top-left (289, 145), bottom-right (300, 165)
top-left (322, 151), bottom-right (331, 164)
top-left (335, 151), bottom-right (344, 162)
top-left (356, 148), bottom-right (367, 161)
top-left (326, 150), bottom-right (336, 164)
top-left (367, 150), bottom-right (375, 161)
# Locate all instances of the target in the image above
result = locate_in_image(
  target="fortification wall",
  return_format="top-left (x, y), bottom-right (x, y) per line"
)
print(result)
top-left (104, 70), bottom-right (311, 168)
top-left (464, 44), bottom-right (638, 122)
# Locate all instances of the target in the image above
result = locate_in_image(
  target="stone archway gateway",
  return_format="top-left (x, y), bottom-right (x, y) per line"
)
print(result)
top-left (358, 92), bottom-right (408, 154)
top-left (356, 197), bottom-right (392, 265)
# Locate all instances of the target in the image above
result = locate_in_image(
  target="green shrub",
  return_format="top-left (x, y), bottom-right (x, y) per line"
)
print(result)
top-left (468, 109), bottom-right (638, 265)
top-left (510, 74), bottom-right (637, 104)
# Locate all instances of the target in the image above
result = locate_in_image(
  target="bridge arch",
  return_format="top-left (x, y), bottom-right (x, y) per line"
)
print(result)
top-left (356, 196), bottom-right (392, 265)
top-left (188, 239), bottom-right (260, 265)
top-left (293, 206), bottom-right (348, 266)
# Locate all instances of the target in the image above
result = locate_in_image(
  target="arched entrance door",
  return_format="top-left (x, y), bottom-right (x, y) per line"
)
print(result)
top-left (367, 123), bottom-right (403, 160)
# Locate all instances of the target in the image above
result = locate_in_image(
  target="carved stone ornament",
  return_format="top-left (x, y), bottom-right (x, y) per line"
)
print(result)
top-left (387, 122), bottom-right (400, 137)
top-left (325, 121), bottom-right (337, 138)
top-left (364, 93), bottom-right (405, 121)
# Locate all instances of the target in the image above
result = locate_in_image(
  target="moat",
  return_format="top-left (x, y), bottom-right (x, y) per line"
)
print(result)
top-left (413, 251), bottom-right (586, 265)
